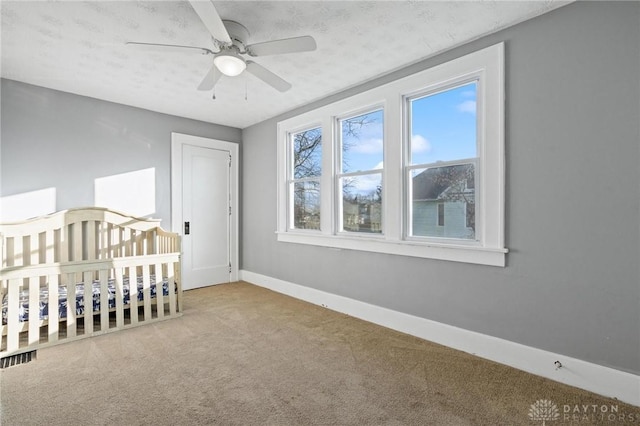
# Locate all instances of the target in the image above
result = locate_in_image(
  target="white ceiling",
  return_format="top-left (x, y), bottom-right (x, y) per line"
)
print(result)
top-left (1, 1), bottom-right (569, 129)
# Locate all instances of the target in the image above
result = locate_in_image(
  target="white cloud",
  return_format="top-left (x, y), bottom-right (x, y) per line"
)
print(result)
top-left (350, 137), bottom-right (383, 154)
top-left (411, 134), bottom-right (431, 153)
top-left (373, 161), bottom-right (384, 170)
top-left (457, 100), bottom-right (476, 114)
top-left (351, 174), bottom-right (382, 192)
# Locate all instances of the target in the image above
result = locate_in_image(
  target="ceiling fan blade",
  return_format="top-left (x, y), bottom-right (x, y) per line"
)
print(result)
top-left (125, 42), bottom-right (214, 55)
top-left (246, 36), bottom-right (317, 57)
top-left (246, 61), bottom-right (292, 92)
top-left (189, 0), bottom-right (231, 44)
top-left (197, 65), bottom-right (223, 91)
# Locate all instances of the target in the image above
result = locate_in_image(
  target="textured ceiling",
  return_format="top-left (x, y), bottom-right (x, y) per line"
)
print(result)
top-left (1, 1), bottom-right (569, 129)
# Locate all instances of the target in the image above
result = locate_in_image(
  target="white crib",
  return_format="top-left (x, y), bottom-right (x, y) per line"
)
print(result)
top-left (0, 207), bottom-right (182, 359)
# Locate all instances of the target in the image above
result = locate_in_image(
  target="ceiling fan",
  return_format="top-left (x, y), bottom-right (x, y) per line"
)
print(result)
top-left (126, 0), bottom-right (317, 93)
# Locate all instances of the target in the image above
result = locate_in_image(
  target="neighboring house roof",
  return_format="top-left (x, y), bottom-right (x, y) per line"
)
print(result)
top-left (412, 164), bottom-right (474, 201)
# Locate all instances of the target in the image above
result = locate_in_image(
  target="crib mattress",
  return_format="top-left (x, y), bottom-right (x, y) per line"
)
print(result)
top-left (2, 276), bottom-right (170, 325)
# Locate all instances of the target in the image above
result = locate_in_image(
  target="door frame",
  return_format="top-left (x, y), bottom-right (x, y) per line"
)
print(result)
top-left (171, 132), bottom-right (239, 283)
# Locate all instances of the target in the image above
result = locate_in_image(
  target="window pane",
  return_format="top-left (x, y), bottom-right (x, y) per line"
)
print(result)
top-left (293, 127), bottom-right (322, 179)
top-left (437, 203), bottom-right (445, 226)
top-left (465, 202), bottom-right (475, 229)
top-left (410, 82), bottom-right (477, 165)
top-left (341, 110), bottom-right (384, 173)
top-left (341, 174), bottom-right (382, 233)
top-left (411, 164), bottom-right (475, 239)
top-left (292, 181), bottom-right (320, 230)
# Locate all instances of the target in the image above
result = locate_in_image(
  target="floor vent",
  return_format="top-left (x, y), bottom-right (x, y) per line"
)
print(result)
top-left (0, 350), bottom-right (37, 369)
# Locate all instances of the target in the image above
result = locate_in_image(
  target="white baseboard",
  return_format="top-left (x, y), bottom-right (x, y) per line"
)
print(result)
top-left (240, 270), bottom-right (640, 407)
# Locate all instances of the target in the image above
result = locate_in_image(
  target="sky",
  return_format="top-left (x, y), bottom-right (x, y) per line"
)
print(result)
top-left (341, 81), bottom-right (477, 193)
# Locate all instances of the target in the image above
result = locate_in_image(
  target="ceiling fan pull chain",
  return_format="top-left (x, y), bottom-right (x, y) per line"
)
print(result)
top-left (212, 66), bottom-right (218, 100)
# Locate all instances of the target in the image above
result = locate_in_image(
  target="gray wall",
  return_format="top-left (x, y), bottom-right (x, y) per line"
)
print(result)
top-left (1, 79), bottom-right (242, 228)
top-left (241, 1), bottom-right (640, 374)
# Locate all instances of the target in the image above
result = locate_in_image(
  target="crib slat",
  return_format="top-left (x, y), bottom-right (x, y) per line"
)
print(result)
top-left (108, 224), bottom-right (114, 258)
top-left (119, 227), bottom-right (126, 257)
top-left (60, 226), bottom-right (69, 263)
top-left (48, 274), bottom-right (59, 343)
top-left (104, 223), bottom-right (111, 260)
top-left (168, 262), bottom-right (177, 316)
top-left (123, 228), bottom-right (132, 257)
top-left (13, 236), bottom-right (23, 267)
top-left (1, 237), bottom-right (8, 268)
top-left (45, 230), bottom-right (55, 263)
top-left (83, 271), bottom-right (94, 335)
top-left (105, 223), bottom-right (114, 259)
top-left (28, 276), bottom-right (40, 345)
top-left (64, 273), bottom-right (76, 338)
top-left (102, 223), bottom-right (109, 259)
top-left (141, 231), bottom-right (148, 256)
top-left (29, 234), bottom-right (39, 266)
top-left (96, 222), bottom-right (106, 259)
top-left (38, 233), bottom-right (46, 265)
top-left (130, 230), bottom-right (137, 256)
top-left (155, 262), bottom-right (164, 320)
top-left (109, 225), bottom-right (118, 258)
top-left (128, 266), bottom-right (139, 325)
top-left (121, 227), bottom-right (126, 257)
top-left (151, 231), bottom-right (157, 254)
top-left (99, 269), bottom-right (109, 331)
top-left (73, 223), bottom-right (83, 261)
top-left (87, 221), bottom-right (96, 261)
top-left (114, 267), bottom-right (124, 328)
top-left (142, 264), bottom-right (152, 321)
top-left (35, 233), bottom-right (48, 288)
top-left (119, 227), bottom-right (125, 257)
top-left (6, 279), bottom-right (21, 352)
top-left (0, 282), bottom-right (5, 328)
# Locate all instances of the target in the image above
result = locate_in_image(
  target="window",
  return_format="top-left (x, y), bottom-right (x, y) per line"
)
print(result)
top-left (277, 43), bottom-right (506, 266)
top-left (290, 127), bottom-right (322, 230)
top-left (338, 109), bottom-right (384, 234)
top-left (437, 203), bottom-right (445, 227)
top-left (407, 82), bottom-right (477, 241)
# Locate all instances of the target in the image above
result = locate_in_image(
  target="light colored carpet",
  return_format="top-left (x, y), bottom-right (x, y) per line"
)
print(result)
top-left (0, 281), bottom-right (636, 425)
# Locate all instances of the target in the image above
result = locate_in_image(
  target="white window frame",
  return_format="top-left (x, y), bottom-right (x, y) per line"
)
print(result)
top-left (336, 106), bottom-right (385, 237)
top-left (276, 43), bottom-right (507, 267)
top-left (404, 79), bottom-right (480, 243)
top-left (287, 124), bottom-right (323, 232)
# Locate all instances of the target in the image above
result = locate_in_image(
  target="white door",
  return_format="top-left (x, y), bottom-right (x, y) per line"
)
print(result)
top-left (171, 133), bottom-right (239, 290)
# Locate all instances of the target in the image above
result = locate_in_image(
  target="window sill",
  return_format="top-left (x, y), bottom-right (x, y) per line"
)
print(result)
top-left (276, 231), bottom-right (508, 267)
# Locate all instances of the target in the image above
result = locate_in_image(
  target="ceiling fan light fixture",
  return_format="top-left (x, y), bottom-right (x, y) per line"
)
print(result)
top-left (214, 52), bottom-right (246, 77)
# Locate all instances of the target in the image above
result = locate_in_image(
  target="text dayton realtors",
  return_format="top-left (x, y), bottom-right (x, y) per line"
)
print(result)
top-left (562, 404), bottom-right (638, 423)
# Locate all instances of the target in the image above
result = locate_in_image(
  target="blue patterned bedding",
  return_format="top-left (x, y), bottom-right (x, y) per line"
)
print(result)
top-left (2, 276), bottom-right (170, 325)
